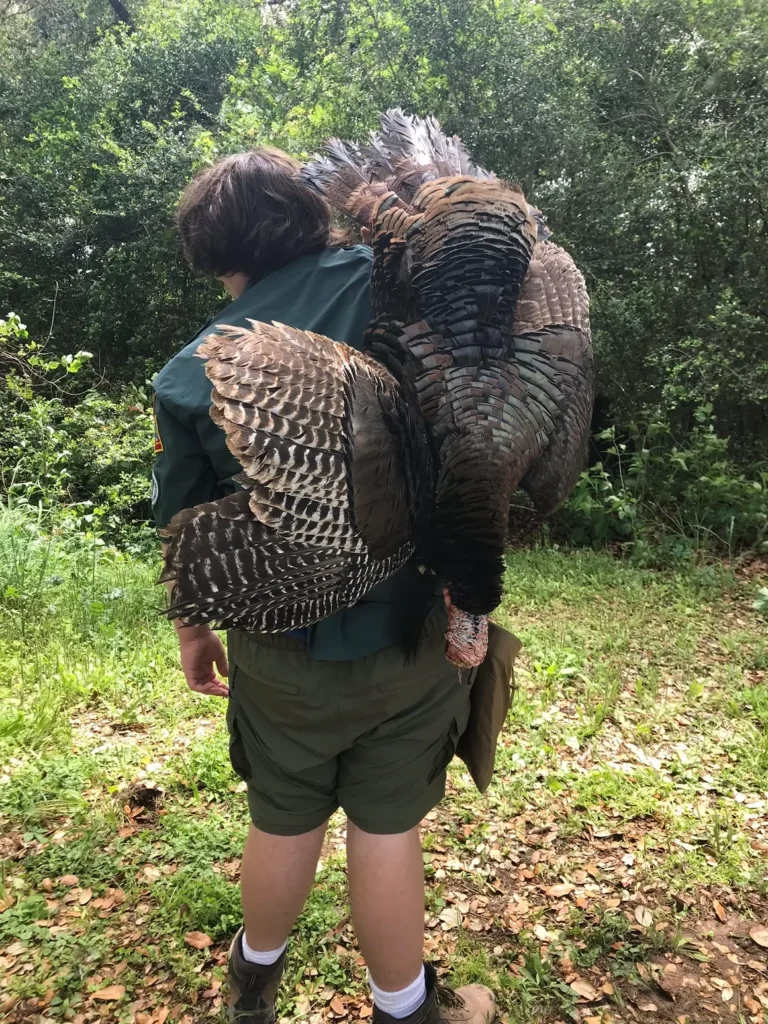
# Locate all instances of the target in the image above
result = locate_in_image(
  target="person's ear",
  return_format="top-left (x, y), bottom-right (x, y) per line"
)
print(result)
top-left (361, 227), bottom-right (372, 246)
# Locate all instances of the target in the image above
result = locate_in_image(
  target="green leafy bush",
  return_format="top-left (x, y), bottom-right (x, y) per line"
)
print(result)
top-left (558, 409), bottom-right (768, 562)
top-left (2, 0), bottom-right (768, 452)
top-left (1, 313), bottom-right (155, 540)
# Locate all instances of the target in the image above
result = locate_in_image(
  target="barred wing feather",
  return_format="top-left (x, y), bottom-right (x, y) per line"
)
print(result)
top-left (160, 321), bottom-right (434, 632)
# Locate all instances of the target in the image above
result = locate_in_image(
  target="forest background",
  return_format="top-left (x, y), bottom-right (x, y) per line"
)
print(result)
top-left (1, 4), bottom-right (768, 1023)
top-left (1, 0), bottom-right (767, 557)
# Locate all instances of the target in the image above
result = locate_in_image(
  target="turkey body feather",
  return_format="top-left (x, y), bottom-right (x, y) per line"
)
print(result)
top-left (162, 110), bottom-right (594, 667)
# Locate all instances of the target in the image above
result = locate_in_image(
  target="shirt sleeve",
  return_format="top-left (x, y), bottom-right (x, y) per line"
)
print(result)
top-left (151, 395), bottom-right (219, 529)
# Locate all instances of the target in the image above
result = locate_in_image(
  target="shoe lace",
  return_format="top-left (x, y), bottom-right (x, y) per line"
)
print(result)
top-left (435, 980), bottom-right (465, 1011)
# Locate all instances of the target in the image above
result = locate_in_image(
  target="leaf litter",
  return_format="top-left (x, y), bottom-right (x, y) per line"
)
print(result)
top-left (1, 552), bottom-right (767, 1023)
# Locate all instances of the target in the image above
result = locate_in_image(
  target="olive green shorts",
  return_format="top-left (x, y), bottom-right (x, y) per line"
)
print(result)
top-left (226, 617), bottom-right (472, 836)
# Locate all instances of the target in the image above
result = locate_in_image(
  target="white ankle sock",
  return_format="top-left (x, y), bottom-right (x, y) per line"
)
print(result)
top-left (369, 968), bottom-right (427, 1019)
top-left (241, 932), bottom-right (287, 966)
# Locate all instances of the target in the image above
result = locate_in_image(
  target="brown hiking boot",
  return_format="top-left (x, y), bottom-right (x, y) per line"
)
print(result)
top-left (372, 964), bottom-right (496, 1024)
top-left (227, 927), bottom-right (286, 1023)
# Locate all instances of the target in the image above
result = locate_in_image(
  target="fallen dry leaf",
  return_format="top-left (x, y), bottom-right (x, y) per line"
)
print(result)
top-left (91, 985), bottom-right (126, 1001)
top-left (750, 926), bottom-right (768, 949)
top-left (570, 979), bottom-right (600, 1002)
top-left (59, 875), bottom-right (78, 887)
top-left (438, 906), bottom-right (462, 931)
top-left (184, 931), bottom-right (213, 950)
top-left (78, 887), bottom-right (93, 905)
top-left (544, 883), bottom-right (575, 897)
top-left (329, 995), bottom-right (345, 1015)
top-left (635, 905), bottom-right (653, 928)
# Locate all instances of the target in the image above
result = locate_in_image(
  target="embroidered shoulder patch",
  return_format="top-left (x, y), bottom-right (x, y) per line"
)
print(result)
top-left (153, 396), bottom-right (164, 453)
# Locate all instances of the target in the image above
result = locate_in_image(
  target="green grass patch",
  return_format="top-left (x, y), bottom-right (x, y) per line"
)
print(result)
top-left (2, 508), bottom-right (767, 1022)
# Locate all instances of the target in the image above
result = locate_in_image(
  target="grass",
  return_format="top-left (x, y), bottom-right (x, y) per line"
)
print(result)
top-left (1, 505), bottom-right (767, 1023)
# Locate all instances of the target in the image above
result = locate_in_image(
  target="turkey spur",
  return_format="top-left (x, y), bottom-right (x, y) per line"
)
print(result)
top-left (161, 110), bottom-right (594, 668)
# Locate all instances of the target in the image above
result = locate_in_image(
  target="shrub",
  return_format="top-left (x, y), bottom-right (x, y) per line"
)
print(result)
top-left (1, 313), bottom-right (155, 541)
top-left (557, 408), bottom-right (768, 562)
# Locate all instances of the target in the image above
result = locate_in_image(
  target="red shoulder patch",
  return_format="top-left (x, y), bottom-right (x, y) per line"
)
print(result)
top-left (153, 396), bottom-right (164, 453)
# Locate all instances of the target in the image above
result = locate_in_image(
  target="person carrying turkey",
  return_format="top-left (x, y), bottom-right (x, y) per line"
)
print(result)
top-left (155, 116), bottom-right (592, 1024)
top-left (154, 146), bottom-right (489, 1024)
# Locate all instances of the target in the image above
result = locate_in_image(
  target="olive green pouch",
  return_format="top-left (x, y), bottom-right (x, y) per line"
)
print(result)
top-left (456, 623), bottom-right (522, 793)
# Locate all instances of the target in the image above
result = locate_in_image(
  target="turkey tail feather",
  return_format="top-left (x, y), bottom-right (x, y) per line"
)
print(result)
top-left (302, 138), bottom-right (411, 227)
top-left (369, 109), bottom-right (496, 199)
top-left (302, 108), bottom-right (496, 224)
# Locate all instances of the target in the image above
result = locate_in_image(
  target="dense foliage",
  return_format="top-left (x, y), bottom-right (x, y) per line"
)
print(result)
top-left (557, 413), bottom-right (768, 562)
top-left (0, 313), bottom-right (154, 541)
top-left (0, 0), bottom-right (766, 556)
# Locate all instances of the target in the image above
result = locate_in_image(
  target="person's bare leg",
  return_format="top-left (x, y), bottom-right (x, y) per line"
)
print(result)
top-left (241, 822), bottom-right (327, 950)
top-left (347, 822), bottom-right (425, 991)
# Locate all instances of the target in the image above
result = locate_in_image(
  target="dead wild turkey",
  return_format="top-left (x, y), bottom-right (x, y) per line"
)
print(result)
top-left (161, 110), bottom-right (594, 667)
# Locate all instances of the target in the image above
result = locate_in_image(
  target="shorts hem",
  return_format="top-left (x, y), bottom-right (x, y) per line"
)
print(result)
top-left (248, 806), bottom-right (336, 837)
top-left (246, 811), bottom-right (331, 835)
top-left (344, 780), bottom-right (447, 835)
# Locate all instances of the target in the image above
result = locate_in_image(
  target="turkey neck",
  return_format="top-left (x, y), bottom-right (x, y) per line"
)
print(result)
top-left (403, 179), bottom-right (538, 616)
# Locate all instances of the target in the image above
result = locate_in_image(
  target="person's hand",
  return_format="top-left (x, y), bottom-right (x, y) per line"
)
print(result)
top-left (177, 624), bottom-right (229, 697)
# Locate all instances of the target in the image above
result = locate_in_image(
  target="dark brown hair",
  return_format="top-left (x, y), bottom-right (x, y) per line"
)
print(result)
top-left (176, 148), bottom-right (336, 280)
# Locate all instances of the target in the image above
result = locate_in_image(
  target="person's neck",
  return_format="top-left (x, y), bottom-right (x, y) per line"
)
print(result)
top-left (218, 271), bottom-right (251, 299)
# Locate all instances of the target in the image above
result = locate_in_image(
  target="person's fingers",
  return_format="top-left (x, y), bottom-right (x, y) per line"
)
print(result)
top-left (188, 677), bottom-right (229, 697)
top-left (216, 646), bottom-right (229, 681)
top-left (184, 663), bottom-right (214, 687)
top-left (200, 681), bottom-right (229, 697)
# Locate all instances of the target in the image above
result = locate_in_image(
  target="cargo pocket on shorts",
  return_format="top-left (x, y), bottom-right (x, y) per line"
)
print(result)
top-left (428, 717), bottom-right (461, 784)
top-left (226, 668), bottom-right (252, 783)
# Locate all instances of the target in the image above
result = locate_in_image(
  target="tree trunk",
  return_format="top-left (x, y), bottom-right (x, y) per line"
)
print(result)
top-left (107, 0), bottom-right (133, 28)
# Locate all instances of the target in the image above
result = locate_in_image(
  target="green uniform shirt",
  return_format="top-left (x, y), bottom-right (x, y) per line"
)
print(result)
top-left (153, 245), bottom-right (431, 661)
